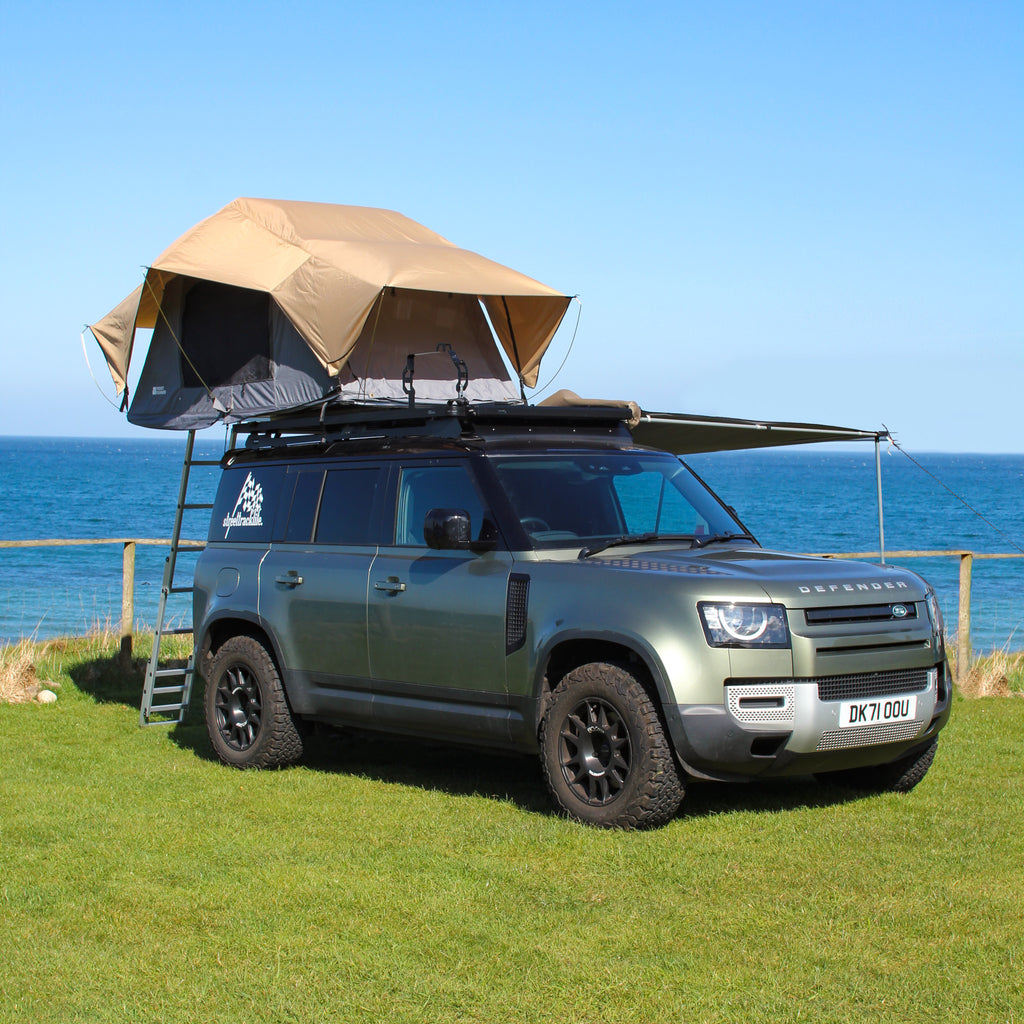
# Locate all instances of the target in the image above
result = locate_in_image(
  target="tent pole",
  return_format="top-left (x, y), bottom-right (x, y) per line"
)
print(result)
top-left (875, 435), bottom-right (886, 565)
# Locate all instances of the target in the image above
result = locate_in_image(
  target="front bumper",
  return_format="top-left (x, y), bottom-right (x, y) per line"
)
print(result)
top-left (666, 660), bottom-right (953, 781)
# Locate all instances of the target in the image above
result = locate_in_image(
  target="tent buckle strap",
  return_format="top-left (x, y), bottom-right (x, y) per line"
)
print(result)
top-left (402, 354), bottom-right (417, 408)
top-left (437, 343), bottom-right (469, 405)
top-left (402, 345), bottom-right (471, 409)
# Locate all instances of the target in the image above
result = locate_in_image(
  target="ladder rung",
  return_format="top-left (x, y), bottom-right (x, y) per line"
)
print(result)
top-left (152, 686), bottom-right (186, 696)
top-left (146, 705), bottom-right (185, 716)
top-left (169, 586), bottom-right (196, 594)
top-left (183, 502), bottom-right (214, 510)
top-left (154, 668), bottom-right (194, 680)
top-left (157, 626), bottom-right (194, 637)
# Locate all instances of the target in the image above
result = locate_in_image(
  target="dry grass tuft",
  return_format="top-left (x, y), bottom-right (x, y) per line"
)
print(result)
top-left (0, 641), bottom-right (44, 703)
top-left (958, 648), bottom-right (1024, 699)
top-left (1, 638), bottom-right (65, 704)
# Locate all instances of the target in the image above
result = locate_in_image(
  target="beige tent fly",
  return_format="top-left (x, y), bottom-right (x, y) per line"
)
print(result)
top-left (88, 198), bottom-right (571, 428)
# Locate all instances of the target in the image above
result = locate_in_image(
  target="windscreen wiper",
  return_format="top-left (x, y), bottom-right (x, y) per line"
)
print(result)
top-left (689, 531), bottom-right (755, 548)
top-left (578, 533), bottom-right (698, 559)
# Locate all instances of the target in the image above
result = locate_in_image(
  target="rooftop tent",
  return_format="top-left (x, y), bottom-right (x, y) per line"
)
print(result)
top-left (88, 199), bottom-right (572, 429)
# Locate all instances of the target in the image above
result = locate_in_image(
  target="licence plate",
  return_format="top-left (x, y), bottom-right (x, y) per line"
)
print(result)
top-left (839, 695), bottom-right (917, 728)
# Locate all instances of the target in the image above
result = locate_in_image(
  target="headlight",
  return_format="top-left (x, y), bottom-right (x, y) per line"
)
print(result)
top-left (698, 602), bottom-right (791, 648)
top-left (925, 588), bottom-right (946, 657)
top-left (925, 589), bottom-right (944, 634)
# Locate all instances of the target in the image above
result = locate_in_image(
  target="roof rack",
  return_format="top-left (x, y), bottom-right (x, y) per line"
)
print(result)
top-left (231, 399), bottom-right (634, 450)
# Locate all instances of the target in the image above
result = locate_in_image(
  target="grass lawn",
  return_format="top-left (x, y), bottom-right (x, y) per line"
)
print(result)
top-left (1, 637), bottom-right (1021, 1024)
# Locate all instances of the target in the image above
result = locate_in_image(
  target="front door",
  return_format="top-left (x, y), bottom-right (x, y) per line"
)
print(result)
top-left (367, 461), bottom-right (512, 698)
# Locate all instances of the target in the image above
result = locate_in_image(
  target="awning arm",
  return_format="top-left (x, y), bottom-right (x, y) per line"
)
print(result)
top-left (875, 434), bottom-right (886, 565)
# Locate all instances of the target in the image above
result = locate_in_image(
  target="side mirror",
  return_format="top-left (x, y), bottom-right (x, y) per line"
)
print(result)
top-left (423, 508), bottom-right (472, 550)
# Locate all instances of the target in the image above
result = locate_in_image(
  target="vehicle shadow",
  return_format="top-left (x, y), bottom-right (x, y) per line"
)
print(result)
top-left (68, 652), bottom-right (165, 707)
top-left (68, 656), bottom-right (868, 823)
top-left (170, 717), bottom-right (867, 822)
top-left (171, 718), bottom-right (556, 816)
top-left (680, 775), bottom-right (866, 819)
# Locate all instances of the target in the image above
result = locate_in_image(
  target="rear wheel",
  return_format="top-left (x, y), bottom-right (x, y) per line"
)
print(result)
top-left (818, 738), bottom-right (938, 793)
top-left (540, 661), bottom-right (684, 829)
top-left (205, 636), bottom-right (303, 768)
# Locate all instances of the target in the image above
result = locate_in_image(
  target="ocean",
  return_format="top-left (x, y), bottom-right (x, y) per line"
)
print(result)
top-left (1, 436), bottom-right (1022, 652)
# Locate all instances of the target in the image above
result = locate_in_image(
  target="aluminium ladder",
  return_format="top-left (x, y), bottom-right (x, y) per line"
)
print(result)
top-left (139, 430), bottom-right (218, 726)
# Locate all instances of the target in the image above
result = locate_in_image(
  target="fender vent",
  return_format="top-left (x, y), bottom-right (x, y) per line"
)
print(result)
top-left (506, 573), bottom-right (530, 655)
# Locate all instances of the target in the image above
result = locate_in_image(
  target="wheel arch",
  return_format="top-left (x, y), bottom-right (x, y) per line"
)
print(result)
top-left (534, 631), bottom-right (675, 729)
top-left (197, 612), bottom-right (285, 682)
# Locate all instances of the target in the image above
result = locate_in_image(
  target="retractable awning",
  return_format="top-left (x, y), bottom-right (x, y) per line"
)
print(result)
top-left (631, 409), bottom-right (886, 454)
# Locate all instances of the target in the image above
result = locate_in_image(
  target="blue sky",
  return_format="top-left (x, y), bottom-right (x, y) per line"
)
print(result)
top-left (0, 1), bottom-right (1020, 451)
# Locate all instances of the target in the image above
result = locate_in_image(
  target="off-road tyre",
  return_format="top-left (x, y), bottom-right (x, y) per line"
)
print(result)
top-left (818, 738), bottom-right (938, 794)
top-left (205, 635), bottom-right (303, 769)
top-left (540, 661), bottom-right (684, 829)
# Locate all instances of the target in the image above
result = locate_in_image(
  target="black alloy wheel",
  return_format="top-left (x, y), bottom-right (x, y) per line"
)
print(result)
top-left (214, 662), bottom-right (263, 752)
top-left (204, 635), bottom-right (303, 769)
top-left (557, 696), bottom-right (632, 806)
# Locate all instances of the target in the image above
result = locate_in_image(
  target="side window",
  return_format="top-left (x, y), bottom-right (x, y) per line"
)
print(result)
top-left (283, 470), bottom-right (324, 543)
top-left (394, 465), bottom-right (486, 546)
top-left (315, 468), bottom-right (381, 545)
top-left (209, 465), bottom-right (284, 543)
top-left (612, 472), bottom-right (704, 535)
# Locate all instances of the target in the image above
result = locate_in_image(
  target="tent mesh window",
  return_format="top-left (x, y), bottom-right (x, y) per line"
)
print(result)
top-left (180, 281), bottom-right (272, 388)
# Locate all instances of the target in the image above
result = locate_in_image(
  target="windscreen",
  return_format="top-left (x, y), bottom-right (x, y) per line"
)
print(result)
top-left (490, 453), bottom-right (748, 548)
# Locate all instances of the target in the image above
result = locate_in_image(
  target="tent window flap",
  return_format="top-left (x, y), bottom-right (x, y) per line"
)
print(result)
top-left (180, 281), bottom-right (272, 388)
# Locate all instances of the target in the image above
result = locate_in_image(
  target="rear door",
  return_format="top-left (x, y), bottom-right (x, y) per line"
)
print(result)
top-left (258, 461), bottom-right (385, 718)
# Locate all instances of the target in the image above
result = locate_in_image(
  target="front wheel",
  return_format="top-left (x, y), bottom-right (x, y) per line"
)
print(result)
top-left (205, 635), bottom-right (303, 769)
top-left (540, 661), bottom-right (684, 829)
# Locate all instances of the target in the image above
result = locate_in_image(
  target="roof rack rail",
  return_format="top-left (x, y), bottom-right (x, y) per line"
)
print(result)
top-left (231, 399), bottom-right (634, 445)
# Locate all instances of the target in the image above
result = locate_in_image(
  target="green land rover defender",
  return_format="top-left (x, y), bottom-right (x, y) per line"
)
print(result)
top-left (193, 404), bottom-right (951, 828)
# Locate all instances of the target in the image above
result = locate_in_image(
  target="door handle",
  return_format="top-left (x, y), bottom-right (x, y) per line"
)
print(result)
top-left (275, 572), bottom-right (304, 587)
top-left (374, 577), bottom-right (407, 593)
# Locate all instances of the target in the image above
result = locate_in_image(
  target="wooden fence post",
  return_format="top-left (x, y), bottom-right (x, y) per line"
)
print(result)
top-left (957, 551), bottom-right (973, 673)
top-left (120, 541), bottom-right (135, 667)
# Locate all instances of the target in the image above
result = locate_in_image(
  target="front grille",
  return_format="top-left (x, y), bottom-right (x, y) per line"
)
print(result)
top-left (732, 668), bottom-right (933, 703)
top-left (805, 602), bottom-right (918, 625)
top-left (817, 668), bottom-right (932, 702)
top-left (816, 721), bottom-right (924, 750)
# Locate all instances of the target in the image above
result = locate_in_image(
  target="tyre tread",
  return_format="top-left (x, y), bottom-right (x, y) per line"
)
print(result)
top-left (540, 661), bottom-right (684, 829)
